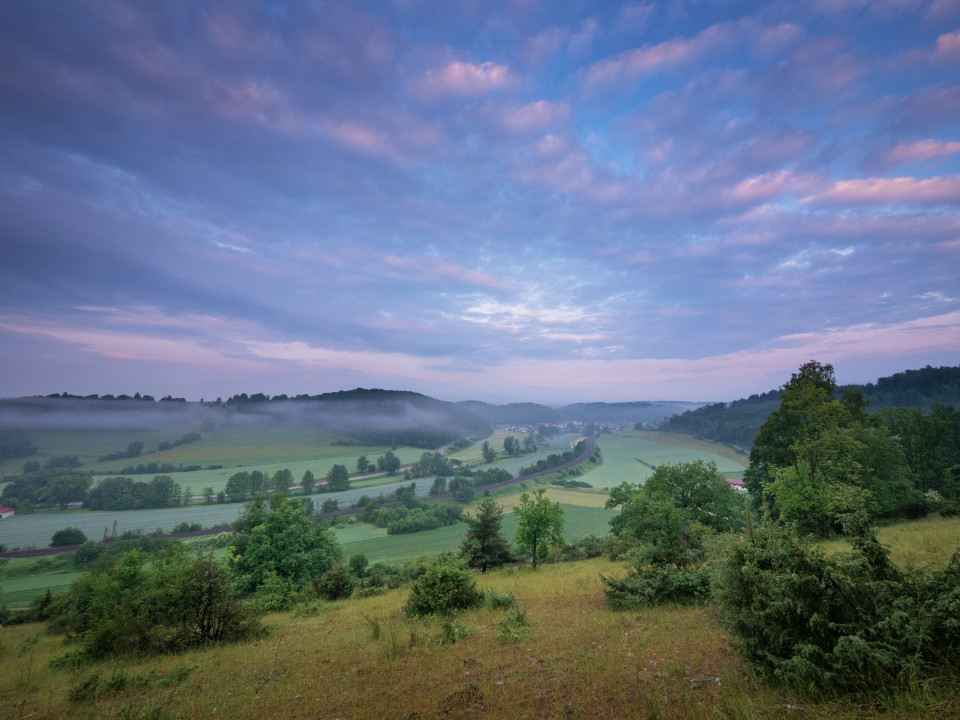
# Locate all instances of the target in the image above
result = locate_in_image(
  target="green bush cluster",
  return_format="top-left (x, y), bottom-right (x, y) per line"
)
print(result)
top-left (403, 553), bottom-right (483, 617)
top-left (713, 522), bottom-right (960, 697)
top-left (50, 547), bottom-right (261, 660)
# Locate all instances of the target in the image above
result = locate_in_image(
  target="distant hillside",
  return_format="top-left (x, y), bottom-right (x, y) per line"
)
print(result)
top-left (861, 365), bottom-right (960, 408)
top-left (0, 389), bottom-right (491, 451)
top-left (457, 400), bottom-right (705, 426)
top-left (457, 401), bottom-right (561, 425)
top-left (661, 365), bottom-right (960, 448)
top-left (558, 401), bottom-right (703, 424)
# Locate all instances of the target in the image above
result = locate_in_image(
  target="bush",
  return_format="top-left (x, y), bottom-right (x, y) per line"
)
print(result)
top-left (50, 548), bottom-right (261, 659)
top-left (50, 527), bottom-right (87, 547)
top-left (403, 553), bottom-right (483, 617)
top-left (315, 563), bottom-right (355, 601)
top-left (714, 521), bottom-right (960, 697)
top-left (602, 564), bottom-right (712, 609)
top-left (486, 589), bottom-right (517, 610)
top-left (496, 606), bottom-right (530, 643)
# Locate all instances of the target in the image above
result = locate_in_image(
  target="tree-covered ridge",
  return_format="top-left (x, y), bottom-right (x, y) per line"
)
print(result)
top-left (661, 365), bottom-right (960, 448)
top-left (861, 365), bottom-right (960, 408)
top-left (0, 388), bottom-right (491, 449)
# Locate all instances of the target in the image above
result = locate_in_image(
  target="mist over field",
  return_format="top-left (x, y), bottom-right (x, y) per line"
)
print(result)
top-left (0, 391), bottom-right (490, 447)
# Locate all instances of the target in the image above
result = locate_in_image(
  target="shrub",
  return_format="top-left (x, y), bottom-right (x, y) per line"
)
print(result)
top-left (602, 564), bottom-right (712, 609)
top-left (50, 527), bottom-right (87, 547)
top-left (485, 589), bottom-right (517, 610)
top-left (315, 563), bottom-right (355, 601)
top-left (436, 619), bottom-right (473, 645)
top-left (496, 606), bottom-right (530, 643)
top-left (50, 548), bottom-right (261, 659)
top-left (403, 553), bottom-right (483, 617)
top-left (714, 521), bottom-right (960, 697)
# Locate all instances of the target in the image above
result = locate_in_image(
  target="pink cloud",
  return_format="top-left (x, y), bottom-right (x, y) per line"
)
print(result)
top-left (878, 138), bottom-right (960, 167)
top-left (807, 175), bottom-right (960, 206)
top-left (583, 22), bottom-right (735, 89)
top-left (723, 170), bottom-right (815, 204)
top-left (935, 27), bottom-right (960, 59)
top-left (0, 316), bottom-right (259, 369)
top-left (410, 60), bottom-right (518, 100)
top-left (497, 101), bottom-right (572, 132)
top-left (381, 255), bottom-right (513, 290)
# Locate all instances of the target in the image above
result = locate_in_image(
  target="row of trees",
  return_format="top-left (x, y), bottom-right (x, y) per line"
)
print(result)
top-left (224, 465), bottom-right (352, 502)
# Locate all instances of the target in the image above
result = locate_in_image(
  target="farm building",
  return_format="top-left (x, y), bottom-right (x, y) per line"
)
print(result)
top-left (0, 506), bottom-right (15, 519)
top-left (726, 478), bottom-right (746, 492)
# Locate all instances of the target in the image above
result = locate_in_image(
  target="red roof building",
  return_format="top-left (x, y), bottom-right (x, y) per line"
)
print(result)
top-left (0, 506), bottom-right (15, 519)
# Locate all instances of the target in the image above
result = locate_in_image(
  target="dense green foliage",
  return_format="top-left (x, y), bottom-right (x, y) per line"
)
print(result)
top-left (460, 498), bottom-right (513, 572)
top-left (49, 547), bottom-right (260, 659)
top-left (714, 521), bottom-right (960, 697)
top-left (514, 488), bottom-right (565, 568)
top-left (661, 391), bottom-right (780, 447)
top-left (662, 365), bottom-right (960, 448)
top-left (745, 361), bottom-right (958, 532)
top-left (355, 483), bottom-right (462, 534)
top-left (50, 527), bottom-right (87, 547)
top-left (402, 553), bottom-right (483, 617)
top-left (602, 460), bottom-right (743, 607)
top-left (86, 475), bottom-right (184, 510)
top-left (1, 468), bottom-right (92, 509)
top-left (229, 495), bottom-right (341, 593)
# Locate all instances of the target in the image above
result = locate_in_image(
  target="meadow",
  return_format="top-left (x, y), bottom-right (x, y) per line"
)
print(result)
top-left (3, 534), bottom-right (958, 720)
top-left (335, 502), bottom-right (618, 564)
top-left (574, 430), bottom-right (747, 488)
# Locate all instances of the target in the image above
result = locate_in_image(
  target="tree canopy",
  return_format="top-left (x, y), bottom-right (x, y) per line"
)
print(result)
top-left (514, 488), bottom-right (565, 568)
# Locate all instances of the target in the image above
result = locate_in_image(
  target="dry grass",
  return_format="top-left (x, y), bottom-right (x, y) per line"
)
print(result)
top-left (818, 515), bottom-right (960, 568)
top-left (3, 556), bottom-right (955, 719)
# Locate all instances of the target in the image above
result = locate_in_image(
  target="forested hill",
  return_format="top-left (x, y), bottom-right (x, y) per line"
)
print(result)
top-left (0, 389), bottom-right (492, 452)
top-left (661, 365), bottom-right (960, 448)
top-left (456, 401), bottom-right (561, 425)
top-left (457, 400), bottom-right (704, 425)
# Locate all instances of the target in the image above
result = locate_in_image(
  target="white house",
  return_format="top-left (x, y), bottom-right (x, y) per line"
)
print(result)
top-left (0, 506), bottom-right (15, 519)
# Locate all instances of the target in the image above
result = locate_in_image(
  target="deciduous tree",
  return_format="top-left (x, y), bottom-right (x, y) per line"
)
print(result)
top-left (514, 488), bottom-right (564, 568)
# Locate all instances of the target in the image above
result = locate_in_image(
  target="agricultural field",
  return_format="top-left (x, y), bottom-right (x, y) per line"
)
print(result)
top-left (446, 431), bottom-right (581, 471)
top-left (0, 570), bottom-right (83, 610)
top-left (8, 426), bottom-right (429, 494)
top-left (0, 476), bottom-right (443, 550)
top-left (335, 502), bottom-right (617, 565)
top-left (576, 430), bottom-right (747, 489)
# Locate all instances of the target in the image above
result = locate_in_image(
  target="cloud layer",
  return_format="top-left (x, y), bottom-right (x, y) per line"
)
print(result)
top-left (0, 0), bottom-right (958, 403)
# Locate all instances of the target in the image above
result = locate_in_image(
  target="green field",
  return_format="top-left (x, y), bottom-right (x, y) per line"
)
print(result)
top-left (336, 503), bottom-right (617, 564)
top-left (11, 427), bottom-right (430, 495)
top-left (576, 430), bottom-right (747, 488)
top-left (0, 571), bottom-right (83, 609)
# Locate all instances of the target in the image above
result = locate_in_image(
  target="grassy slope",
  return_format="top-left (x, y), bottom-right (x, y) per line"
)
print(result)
top-left (3, 554), bottom-right (957, 719)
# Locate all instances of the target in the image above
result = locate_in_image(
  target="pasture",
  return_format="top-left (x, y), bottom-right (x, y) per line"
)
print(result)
top-left (336, 503), bottom-right (617, 564)
top-left (576, 430), bottom-right (747, 488)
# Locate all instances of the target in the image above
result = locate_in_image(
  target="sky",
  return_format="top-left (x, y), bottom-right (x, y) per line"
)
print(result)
top-left (0, 0), bottom-right (958, 405)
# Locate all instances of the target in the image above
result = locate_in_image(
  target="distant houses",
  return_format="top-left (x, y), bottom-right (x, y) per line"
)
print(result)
top-left (0, 506), bottom-right (15, 519)
top-left (726, 478), bottom-right (746, 492)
